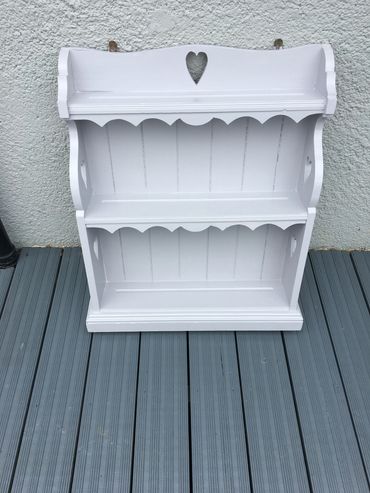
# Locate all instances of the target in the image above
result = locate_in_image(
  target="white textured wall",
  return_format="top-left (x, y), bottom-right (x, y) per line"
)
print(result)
top-left (0, 0), bottom-right (369, 248)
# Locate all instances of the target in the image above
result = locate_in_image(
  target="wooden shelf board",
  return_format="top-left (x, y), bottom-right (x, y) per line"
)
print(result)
top-left (101, 280), bottom-right (293, 314)
top-left (84, 192), bottom-right (307, 230)
top-left (86, 279), bottom-right (303, 331)
top-left (68, 91), bottom-right (326, 116)
top-left (102, 279), bottom-right (289, 311)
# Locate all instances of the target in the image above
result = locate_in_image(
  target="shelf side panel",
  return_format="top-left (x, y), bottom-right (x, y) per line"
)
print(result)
top-left (282, 212), bottom-right (315, 309)
top-left (297, 116), bottom-right (325, 208)
top-left (68, 121), bottom-right (91, 210)
top-left (77, 215), bottom-right (105, 309)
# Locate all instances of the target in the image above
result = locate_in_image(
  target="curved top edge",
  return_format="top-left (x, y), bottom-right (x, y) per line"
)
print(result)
top-left (321, 44), bottom-right (336, 115)
top-left (60, 43), bottom-right (328, 57)
top-left (322, 44), bottom-right (335, 71)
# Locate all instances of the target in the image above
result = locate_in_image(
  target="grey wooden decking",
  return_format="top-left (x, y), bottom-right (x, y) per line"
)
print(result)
top-left (0, 248), bottom-right (369, 493)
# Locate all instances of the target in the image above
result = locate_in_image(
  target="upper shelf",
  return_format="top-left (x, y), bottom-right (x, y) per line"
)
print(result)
top-left (58, 44), bottom-right (336, 125)
top-left (83, 191), bottom-right (307, 232)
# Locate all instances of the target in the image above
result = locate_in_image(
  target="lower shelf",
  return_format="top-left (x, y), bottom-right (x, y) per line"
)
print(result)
top-left (86, 280), bottom-right (303, 332)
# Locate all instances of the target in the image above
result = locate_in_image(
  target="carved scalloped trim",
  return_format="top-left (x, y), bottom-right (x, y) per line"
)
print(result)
top-left (84, 221), bottom-right (305, 234)
top-left (69, 112), bottom-right (322, 127)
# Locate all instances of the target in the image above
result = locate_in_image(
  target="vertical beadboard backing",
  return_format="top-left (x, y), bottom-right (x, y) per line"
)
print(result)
top-left (79, 117), bottom-right (310, 196)
top-left (96, 225), bottom-right (302, 284)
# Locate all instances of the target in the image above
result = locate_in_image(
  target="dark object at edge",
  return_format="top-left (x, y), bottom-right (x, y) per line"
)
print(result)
top-left (0, 219), bottom-right (18, 267)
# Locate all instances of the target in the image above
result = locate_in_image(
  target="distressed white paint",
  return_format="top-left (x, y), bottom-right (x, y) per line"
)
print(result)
top-left (59, 44), bottom-right (335, 331)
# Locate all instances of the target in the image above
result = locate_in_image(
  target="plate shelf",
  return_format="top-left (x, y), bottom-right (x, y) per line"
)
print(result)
top-left (58, 43), bottom-right (336, 331)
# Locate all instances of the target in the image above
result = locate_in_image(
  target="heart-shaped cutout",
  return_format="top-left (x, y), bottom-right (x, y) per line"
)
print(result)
top-left (186, 51), bottom-right (208, 84)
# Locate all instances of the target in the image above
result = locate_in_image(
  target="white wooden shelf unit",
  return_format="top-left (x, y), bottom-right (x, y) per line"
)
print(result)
top-left (58, 44), bottom-right (336, 332)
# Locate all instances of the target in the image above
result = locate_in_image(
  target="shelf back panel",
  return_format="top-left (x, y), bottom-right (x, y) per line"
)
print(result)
top-left (79, 116), bottom-right (312, 195)
top-left (92, 225), bottom-right (300, 285)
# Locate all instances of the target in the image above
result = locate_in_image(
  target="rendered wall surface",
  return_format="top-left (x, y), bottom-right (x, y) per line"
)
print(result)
top-left (0, 0), bottom-right (369, 248)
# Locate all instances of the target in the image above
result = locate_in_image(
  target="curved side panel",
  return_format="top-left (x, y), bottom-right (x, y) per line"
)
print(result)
top-left (298, 116), bottom-right (325, 208)
top-left (76, 211), bottom-right (103, 310)
top-left (283, 208), bottom-right (316, 309)
top-left (57, 47), bottom-right (71, 118)
top-left (310, 117), bottom-right (326, 207)
top-left (68, 121), bottom-right (90, 211)
top-left (322, 44), bottom-right (337, 115)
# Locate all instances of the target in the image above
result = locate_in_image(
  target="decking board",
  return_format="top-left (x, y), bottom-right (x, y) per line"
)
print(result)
top-left (310, 251), bottom-right (370, 483)
top-left (131, 332), bottom-right (189, 493)
top-left (0, 249), bottom-right (369, 492)
top-left (0, 266), bottom-right (13, 312)
top-left (284, 259), bottom-right (369, 492)
top-left (10, 249), bottom-right (90, 492)
top-left (189, 332), bottom-right (251, 493)
top-left (71, 332), bottom-right (139, 493)
top-left (351, 251), bottom-right (370, 306)
top-left (236, 332), bottom-right (310, 493)
top-left (0, 248), bottom-right (61, 492)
